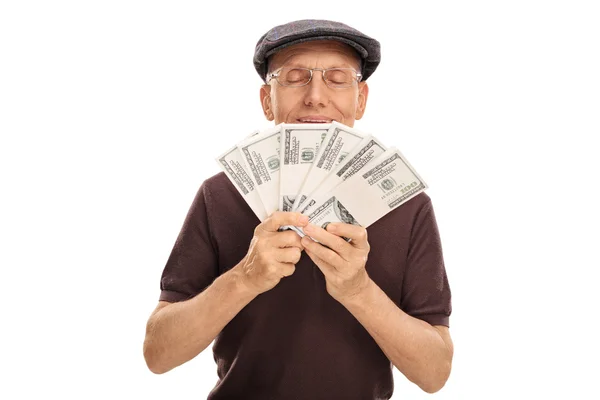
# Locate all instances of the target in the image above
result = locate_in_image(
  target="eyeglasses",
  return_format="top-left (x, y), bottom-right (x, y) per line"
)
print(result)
top-left (266, 67), bottom-right (362, 89)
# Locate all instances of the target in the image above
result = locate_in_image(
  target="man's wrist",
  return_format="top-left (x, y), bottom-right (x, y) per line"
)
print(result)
top-left (229, 260), bottom-right (261, 300)
top-left (336, 274), bottom-right (374, 307)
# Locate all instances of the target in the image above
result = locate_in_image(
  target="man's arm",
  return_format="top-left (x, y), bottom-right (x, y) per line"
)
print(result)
top-left (301, 222), bottom-right (452, 393)
top-left (339, 279), bottom-right (453, 393)
top-left (143, 264), bottom-right (256, 374)
top-left (143, 212), bottom-right (309, 374)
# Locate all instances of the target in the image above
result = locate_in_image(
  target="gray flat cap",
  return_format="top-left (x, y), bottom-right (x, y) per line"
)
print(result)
top-left (254, 19), bottom-right (381, 83)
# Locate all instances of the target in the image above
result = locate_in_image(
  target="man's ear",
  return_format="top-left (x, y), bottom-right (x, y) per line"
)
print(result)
top-left (260, 85), bottom-right (274, 121)
top-left (355, 82), bottom-right (369, 120)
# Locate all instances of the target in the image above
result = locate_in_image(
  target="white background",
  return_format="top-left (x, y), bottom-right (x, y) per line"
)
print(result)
top-left (1, 1), bottom-right (599, 399)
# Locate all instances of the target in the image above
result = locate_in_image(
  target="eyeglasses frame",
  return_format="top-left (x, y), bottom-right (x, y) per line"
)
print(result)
top-left (266, 67), bottom-right (363, 89)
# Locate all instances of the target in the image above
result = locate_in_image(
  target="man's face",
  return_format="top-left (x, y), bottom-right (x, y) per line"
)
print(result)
top-left (260, 40), bottom-right (369, 128)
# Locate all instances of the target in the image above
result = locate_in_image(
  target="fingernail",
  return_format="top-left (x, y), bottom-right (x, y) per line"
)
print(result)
top-left (326, 223), bottom-right (335, 232)
top-left (298, 215), bottom-right (309, 225)
top-left (304, 224), bottom-right (313, 233)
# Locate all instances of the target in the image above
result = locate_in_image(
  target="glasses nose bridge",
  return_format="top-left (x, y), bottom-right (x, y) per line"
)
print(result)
top-left (307, 68), bottom-right (328, 86)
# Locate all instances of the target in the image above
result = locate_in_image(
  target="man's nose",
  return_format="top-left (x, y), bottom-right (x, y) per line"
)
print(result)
top-left (303, 71), bottom-right (329, 108)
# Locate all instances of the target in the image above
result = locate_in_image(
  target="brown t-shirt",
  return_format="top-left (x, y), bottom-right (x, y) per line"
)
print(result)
top-left (159, 172), bottom-right (452, 400)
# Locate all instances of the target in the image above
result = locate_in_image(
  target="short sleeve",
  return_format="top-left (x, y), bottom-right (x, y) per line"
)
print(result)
top-left (401, 198), bottom-right (452, 327)
top-left (159, 181), bottom-right (219, 303)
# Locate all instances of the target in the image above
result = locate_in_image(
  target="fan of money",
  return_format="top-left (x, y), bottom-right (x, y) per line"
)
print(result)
top-left (216, 121), bottom-right (428, 236)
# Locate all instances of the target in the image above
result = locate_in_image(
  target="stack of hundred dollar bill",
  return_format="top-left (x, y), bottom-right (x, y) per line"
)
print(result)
top-left (216, 122), bottom-right (428, 237)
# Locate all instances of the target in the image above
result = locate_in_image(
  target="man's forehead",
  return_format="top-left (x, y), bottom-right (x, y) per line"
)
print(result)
top-left (269, 40), bottom-right (361, 68)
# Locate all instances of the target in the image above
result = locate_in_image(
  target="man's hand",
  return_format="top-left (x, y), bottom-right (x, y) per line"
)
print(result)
top-left (301, 223), bottom-right (371, 302)
top-left (237, 212), bottom-right (309, 295)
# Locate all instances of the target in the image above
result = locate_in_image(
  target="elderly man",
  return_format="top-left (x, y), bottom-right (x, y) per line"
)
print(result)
top-left (143, 19), bottom-right (453, 399)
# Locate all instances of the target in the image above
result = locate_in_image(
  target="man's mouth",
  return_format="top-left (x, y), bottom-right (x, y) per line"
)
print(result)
top-left (297, 116), bottom-right (334, 123)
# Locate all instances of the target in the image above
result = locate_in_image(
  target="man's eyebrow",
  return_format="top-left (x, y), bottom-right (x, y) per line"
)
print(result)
top-left (281, 63), bottom-right (357, 69)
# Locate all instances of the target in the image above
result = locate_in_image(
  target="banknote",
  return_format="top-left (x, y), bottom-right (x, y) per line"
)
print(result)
top-left (295, 147), bottom-right (428, 238)
top-left (292, 121), bottom-right (366, 212)
top-left (218, 122), bottom-right (428, 239)
top-left (216, 143), bottom-right (268, 221)
top-left (297, 135), bottom-right (387, 214)
top-left (279, 123), bottom-right (330, 212)
top-left (238, 124), bottom-right (282, 216)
